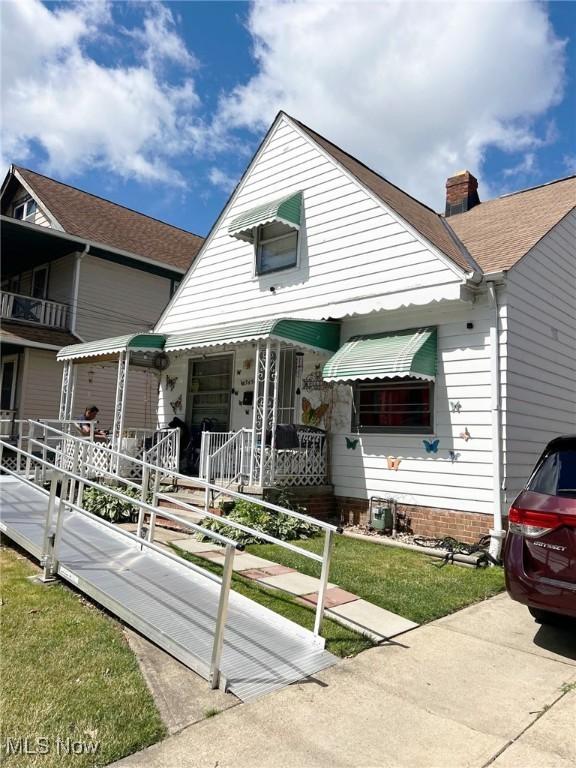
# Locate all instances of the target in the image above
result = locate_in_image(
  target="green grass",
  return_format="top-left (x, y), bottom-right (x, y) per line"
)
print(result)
top-left (0, 545), bottom-right (166, 768)
top-left (170, 546), bottom-right (373, 658)
top-left (245, 535), bottom-right (506, 625)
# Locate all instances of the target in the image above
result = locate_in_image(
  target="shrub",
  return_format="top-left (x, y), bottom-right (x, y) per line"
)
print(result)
top-left (81, 485), bottom-right (146, 524)
top-left (198, 495), bottom-right (319, 546)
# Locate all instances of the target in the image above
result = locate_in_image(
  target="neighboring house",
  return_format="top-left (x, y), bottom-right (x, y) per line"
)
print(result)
top-left (0, 165), bottom-right (203, 433)
top-left (53, 112), bottom-right (576, 553)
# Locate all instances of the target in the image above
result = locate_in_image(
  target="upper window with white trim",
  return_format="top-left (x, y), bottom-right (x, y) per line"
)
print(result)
top-left (13, 197), bottom-right (38, 221)
top-left (255, 221), bottom-right (298, 275)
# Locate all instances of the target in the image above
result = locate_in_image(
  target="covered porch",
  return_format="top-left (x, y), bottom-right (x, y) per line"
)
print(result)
top-left (56, 319), bottom-right (341, 489)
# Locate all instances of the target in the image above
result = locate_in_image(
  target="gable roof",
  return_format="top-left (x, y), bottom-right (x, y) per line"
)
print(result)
top-left (8, 166), bottom-right (204, 272)
top-left (445, 176), bottom-right (576, 273)
top-left (290, 116), bottom-right (474, 273)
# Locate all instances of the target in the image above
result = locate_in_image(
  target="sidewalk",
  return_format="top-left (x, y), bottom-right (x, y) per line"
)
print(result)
top-left (112, 593), bottom-right (576, 768)
top-left (170, 534), bottom-right (418, 641)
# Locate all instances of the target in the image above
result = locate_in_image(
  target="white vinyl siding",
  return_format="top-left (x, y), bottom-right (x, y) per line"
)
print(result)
top-left (329, 301), bottom-right (495, 514)
top-left (157, 117), bottom-right (464, 334)
top-left (501, 210), bottom-right (576, 503)
top-left (75, 255), bottom-right (171, 341)
top-left (19, 349), bottom-right (62, 420)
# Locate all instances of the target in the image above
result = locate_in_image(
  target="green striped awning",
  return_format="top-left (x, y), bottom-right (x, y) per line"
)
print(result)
top-left (57, 333), bottom-right (166, 361)
top-left (228, 192), bottom-right (302, 243)
top-left (165, 318), bottom-right (340, 354)
top-left (323, 328), bottom-right (437, 383)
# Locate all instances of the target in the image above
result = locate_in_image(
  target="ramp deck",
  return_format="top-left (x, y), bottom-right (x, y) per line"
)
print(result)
top-left (0, 476), bottom-right (336, 701)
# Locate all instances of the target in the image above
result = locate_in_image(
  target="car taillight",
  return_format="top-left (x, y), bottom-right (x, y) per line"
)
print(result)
top-left (509, 505), bottom-right (576, 538)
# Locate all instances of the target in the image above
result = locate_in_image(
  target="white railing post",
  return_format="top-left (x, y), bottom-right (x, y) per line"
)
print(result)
top-left (138, 461), bottom-right (150, 541)
top-left (210, 543), bottom-right (235, 690)
top-left (52, 474), bottom-right (70, 574)
top-left (313, 529), bottom-right (335, 638)
top-left (147, 468), bottom-right (160, 543)
top-left (249, 344), bottom-right (261, 485)
top-left (41, 471), bottom-right (61, 581)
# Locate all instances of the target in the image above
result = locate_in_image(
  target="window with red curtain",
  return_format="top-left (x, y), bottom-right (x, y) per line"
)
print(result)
top-left (353, 378), bottom-right (433, 433)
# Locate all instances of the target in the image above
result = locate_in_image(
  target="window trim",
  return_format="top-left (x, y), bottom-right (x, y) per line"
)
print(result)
top-left (254, 223), bottom-right (299, 276)
top-left (351, 378), bottom-right (435, 435)
top-left (13, 197), bottom-right (37, 221)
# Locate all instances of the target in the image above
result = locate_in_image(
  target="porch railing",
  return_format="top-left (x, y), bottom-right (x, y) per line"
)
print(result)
top-left (199, 431), bottom-right (234, 480)
top-left (201, 427), bottom-right (328, 489)
top-left (272, 430), bottom-right (328, 487)
top-left (205, 429), bottom-right (252, 500)
top-left (1, 291), bottom-right (69, 329)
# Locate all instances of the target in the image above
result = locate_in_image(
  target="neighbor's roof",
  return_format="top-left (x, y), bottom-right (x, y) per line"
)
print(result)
top-left (445, 176), bottom-right (576, 273)
top-left (291, 116), bottom-right (474, 273)
top-left (12, 166), bottom-right (204, 271)
top-left (1, 322), bottom-right (81, 351)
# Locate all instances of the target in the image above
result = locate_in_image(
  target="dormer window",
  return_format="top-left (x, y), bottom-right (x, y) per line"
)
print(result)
top-left (255, 221), bottom-right (298, 275)
top-left (228, 191), bottom-right (302, 276)
top-left (13, 197), bottom-right (37, 221)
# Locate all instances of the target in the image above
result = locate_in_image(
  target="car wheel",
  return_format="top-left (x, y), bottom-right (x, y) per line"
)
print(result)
top-left (528, 607), bottom-right (566, 626)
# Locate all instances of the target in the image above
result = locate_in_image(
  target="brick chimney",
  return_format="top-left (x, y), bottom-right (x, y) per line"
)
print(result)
top-left (445, 171), bottom-right (480, 216)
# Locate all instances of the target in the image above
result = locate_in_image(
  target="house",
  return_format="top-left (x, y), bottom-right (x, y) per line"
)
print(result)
top-left (53, 113), bottom-right (576, 556)
top-left (0, 166), bottom-right (203, 435)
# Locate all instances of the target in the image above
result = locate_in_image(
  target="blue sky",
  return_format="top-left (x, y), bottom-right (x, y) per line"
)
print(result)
top-left (2, 1), bottom-right (574, 237)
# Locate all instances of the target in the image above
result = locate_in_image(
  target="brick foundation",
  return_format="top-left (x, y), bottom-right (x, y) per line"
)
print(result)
top-left (335, 496), bottom-right (505, 544)
top-left (265, 486), bottom-right (337, 522)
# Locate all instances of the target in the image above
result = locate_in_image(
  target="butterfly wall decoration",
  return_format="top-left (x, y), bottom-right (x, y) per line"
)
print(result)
top-left (448, 450), bottom-right (461, 463)
top-left (459, 427), bottom-right (471, 442)
top-left (165, 375), bottom-right (177, 392)
top-left (345, 437), bottom-right (359, 450)
top-left (170, 394), bottom-right (183, 413)
top-left (423, 438), bottom-right (440, 454)
top-left (387, 457), bottom-right (401, 471)
top-left (301, 397), bottom-right (329, 427)
top-left (450, 401), bottom-right (462, 413)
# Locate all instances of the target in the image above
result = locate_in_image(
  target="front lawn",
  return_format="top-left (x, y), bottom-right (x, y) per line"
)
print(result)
top-left (246, 535), bottom-right (505, 625)
top-left (0, 545), bottom-right (165, 767)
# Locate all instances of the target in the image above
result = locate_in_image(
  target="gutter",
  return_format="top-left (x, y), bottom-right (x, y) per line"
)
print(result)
top-left (71, 245), bottom-right (88, 340)
top-left (486, 276), bottom-right (506, 562)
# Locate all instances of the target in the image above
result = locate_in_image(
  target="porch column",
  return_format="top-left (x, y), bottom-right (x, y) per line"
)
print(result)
top-left (248, 343), bottom-right (261, 485)
top-left (58, 361), bottom-right (70, 420)
top-left (267, 341), bottom-right (281, 484)
top-left (111, 350), bottom-right (130, 453)
top-left (59, 361), bottom-right (76, 421)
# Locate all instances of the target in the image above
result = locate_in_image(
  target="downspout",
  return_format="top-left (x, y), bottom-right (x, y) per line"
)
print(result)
top-left (71, 246), bottom-right (89, 338)
top-left (487, 281), bottom-right (505, 562)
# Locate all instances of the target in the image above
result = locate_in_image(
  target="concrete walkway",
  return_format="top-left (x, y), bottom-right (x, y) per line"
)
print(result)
top-left (170, 534), bottom-right (418, 641)
top-left (112, 593), bottom-right (576, 768)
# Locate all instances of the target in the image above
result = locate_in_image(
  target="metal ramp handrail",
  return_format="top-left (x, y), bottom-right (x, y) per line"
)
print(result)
top-left (17, 421), bottom-right (340, 638)
top-left (0, 439), bottom-right (241, 689)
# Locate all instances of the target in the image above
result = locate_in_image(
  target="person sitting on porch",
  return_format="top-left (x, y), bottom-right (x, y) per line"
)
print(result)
top-left (77, 406), bottom-right (108, 442)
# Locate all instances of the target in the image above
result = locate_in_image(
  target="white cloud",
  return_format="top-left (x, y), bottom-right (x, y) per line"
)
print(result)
top-left (217, 0), bottom-right (566, 208)
top-left (503, 152), bottom-right (536, 177)
top-left (1, 0), bottom-right (201, 185)
top-left (208, 167), bottom-right (237, 193)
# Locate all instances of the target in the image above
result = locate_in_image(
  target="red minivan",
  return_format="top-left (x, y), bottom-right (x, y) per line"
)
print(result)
top-left (504, 436), bottom-right (576, 625)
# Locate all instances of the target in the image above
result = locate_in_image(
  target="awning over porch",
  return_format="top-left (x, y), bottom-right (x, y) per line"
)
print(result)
top-left (323, 327), bottom-right (437, 382)
top-left (57, 333), bottom-right (166, 361)
top-left (164, 318), bottom-right (340, 354)
top-left (227, 192), bottom-right (302, 243)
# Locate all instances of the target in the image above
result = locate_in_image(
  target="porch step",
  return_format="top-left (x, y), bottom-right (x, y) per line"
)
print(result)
top-left (153, 498), bottom-right (221, 533)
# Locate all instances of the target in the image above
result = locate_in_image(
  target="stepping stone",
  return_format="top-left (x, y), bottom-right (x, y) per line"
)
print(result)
top-left (239, 565), bottom-right (295, 580)
top-left (300, 587), bottom-right (359, 608)
top-left (229, 553), bottom-right (279, 572)
top-left (256, 572), bottom-right (334, 596)
top-left (327, 599), bottom-right (418, 641)
top-left (172, 538), bottom-right (221, 555)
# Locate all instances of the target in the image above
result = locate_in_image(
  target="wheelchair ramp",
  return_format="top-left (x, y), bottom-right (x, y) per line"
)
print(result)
top-left (0, 476), bottom-right (336, 702)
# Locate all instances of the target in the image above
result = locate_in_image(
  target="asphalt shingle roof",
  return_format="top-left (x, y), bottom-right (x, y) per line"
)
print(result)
top-left (14, 166), bottom-right (204, 271)
top-left (445, 176), bottom-right (576, 273)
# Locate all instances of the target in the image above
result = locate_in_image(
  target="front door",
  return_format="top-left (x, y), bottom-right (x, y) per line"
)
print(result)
top-left (186, 354), bottom-right (233, 431)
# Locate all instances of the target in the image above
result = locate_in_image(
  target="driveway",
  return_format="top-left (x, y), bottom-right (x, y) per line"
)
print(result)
top-left (113, 593), bottom-right (576, 768)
